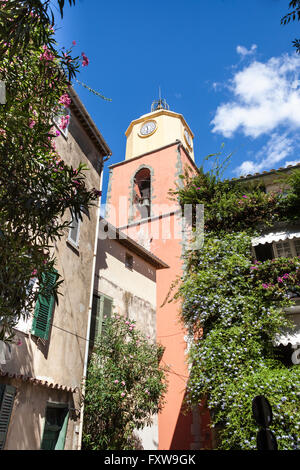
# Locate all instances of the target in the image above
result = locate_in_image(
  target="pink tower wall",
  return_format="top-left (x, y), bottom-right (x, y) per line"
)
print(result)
top-left (106, 142), bottom-right (212, 450)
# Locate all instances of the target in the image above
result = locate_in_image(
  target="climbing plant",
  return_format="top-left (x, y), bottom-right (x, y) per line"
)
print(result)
top-left (173, 164), bottom-right (300, 450)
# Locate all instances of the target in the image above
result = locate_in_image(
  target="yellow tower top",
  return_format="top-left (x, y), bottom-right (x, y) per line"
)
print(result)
top-left (125, 99), bottom-right (195, 161)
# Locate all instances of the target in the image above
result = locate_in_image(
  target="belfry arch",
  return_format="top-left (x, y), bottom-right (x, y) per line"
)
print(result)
top-left (130, 166), bottom-right (153, 221)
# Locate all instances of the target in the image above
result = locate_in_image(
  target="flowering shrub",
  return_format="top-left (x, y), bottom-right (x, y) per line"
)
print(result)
top-left (174, 161), bottom-right (300, 449)
top-left (0, 1), bottom-right (101, 340)
top-left (82, 314), bottom-right (167, 450)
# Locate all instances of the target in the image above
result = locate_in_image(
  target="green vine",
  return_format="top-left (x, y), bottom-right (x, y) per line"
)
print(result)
top-left (174, 163), bottom-right (300, 450)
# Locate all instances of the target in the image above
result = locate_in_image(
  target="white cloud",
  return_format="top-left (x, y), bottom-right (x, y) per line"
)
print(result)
top-left (234, 133), bottom-right (296, 176)
top-left (285, 159), bottom-right (300, 167)
top-left (211, 53), bottom-right (300, 138)
top-left (236, 44), bottom-right (257, 57)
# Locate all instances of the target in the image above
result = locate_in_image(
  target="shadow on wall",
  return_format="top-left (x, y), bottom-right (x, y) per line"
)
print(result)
top-left (96, 236), bottom-right (156, 283)
top-left (170, 394), bottom-right (213, 450)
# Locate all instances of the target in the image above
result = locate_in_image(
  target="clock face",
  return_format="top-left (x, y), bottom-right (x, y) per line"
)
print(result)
top-left (184, 129), bottom-right (192, 147)
top-left (140, 120), bottom-right (157, 136)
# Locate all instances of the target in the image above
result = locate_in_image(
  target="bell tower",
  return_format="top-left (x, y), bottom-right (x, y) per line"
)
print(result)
top-left (125, 99), bottom-right (194, 162)
top-left (105, 98), bottom-right (212, 450)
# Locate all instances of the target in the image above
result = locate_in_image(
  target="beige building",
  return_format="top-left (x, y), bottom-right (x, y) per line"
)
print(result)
top-left (91, 219), bottom-right (168, 449)
top-left (0, 88), bottom-right (111, 450)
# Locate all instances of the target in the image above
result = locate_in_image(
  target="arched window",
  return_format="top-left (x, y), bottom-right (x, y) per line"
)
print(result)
top-left (133, 168), bottom-right (151, 219)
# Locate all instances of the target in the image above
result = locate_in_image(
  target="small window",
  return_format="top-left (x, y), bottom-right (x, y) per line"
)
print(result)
top-left (125, 253), bottom-right (133, 270)
top-left (41, 404), bottom-right (69, 450)
top-left (273, 238), bottom-right (300, 258)
top-left (89, 293), bottom-right (113, 348)
top-left (68, 212), bottom-right (81, 248)
top-left (254, 238), bottom-right (300, 261)
top-left (254, 243), bottom-right (274, 262)
top-left (53, 108), bottom-right (70, 138)
top-left (294, 239), bottom-right (300, 256)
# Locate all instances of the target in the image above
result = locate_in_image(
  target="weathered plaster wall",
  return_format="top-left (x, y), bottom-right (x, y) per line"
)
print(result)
top-left (94, 236), bottom-right (158, 449)
top-left (2, 111), bottom-right (103, 450)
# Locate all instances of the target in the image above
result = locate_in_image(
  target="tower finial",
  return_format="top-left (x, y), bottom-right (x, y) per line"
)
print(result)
top-left (151, 88), bottom-right (169, 112)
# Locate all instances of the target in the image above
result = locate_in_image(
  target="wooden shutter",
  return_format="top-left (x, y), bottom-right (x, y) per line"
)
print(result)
top-left (90, 294), bottom-right (113, 347)
top-left (31, 270), bottom-right (57, 340)
top-left (0, 384), bottom-right (16, 450)
top-left (54, 411), bottom-right (69, 450)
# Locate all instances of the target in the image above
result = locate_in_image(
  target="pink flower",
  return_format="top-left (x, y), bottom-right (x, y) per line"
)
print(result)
top-left (242, 195), bottom-right (248, 199)
top-left (29, 119), bottom-right (36, 128)
top-left (60, 114), bottom-right (70, 130)
top-left (121, 392), bottom-right (125, 397)
top-left (262, 283), bottom-right (269, 289)
top-left (59, 93), bottom-right (71, 108)
top-left (283, 273), bottom-right (290, 279)
top-left (277, 277), bottom-right (283, 283)
top-left (39, 46), bottom-right (55, 62)
top-left (121, 381), bottom-right (125, 386)
top-left (81, 52), bottom-right (89, 67)
top-left (55, 130), bottom-right (61, 136)
top-left (114, 379), bottom-right (119, 384)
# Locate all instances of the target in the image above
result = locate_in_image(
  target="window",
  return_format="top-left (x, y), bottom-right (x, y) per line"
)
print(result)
top-left (273, 238), bottom-right (300, 258)
top-left (133, 168), bottom-right (151, 219)
top-left (68, 212), bottom-right (81, 248)
top-left (0, 384), bottom-right (16, 450)
top-left (40, 404), bottom-right (69, 450)
top-left (254, 242), bottom-right (274, 262)
top-left (31, 270), bottom-right (58, 340)
top-left (53, 107), bottom-right (70, 138)
top-left (254, 238), bottom-right (300, 261)
top-left (89, 293), bottom-right (113, 348)
top-left (125, 253), bottom-right (134, 270)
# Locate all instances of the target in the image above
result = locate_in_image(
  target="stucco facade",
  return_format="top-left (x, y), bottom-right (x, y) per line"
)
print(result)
top-left (94, 222), bottom-right (168, 449)
top-left (0, 89), bottom-right (111, 450)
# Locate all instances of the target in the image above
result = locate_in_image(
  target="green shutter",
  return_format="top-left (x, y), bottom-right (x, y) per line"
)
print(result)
top-left (101, 296), bottom-right (112, 334)
top-left (31, 270), bottom-right (57, 340)
top-left (0, 384), bottom-right (16, 450)
top-left (90, 294), bottom-right (113, 348)
top-left (54, 411), bottom-right (69, 450)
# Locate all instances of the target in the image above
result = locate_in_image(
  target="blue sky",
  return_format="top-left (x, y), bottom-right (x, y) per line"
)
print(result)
top-left (54, 0), bottom-right (300, 201)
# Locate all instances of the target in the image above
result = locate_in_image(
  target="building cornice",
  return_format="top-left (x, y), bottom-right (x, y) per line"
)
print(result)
top-left (69, 87), bottom-right (112, 159)
top-left (109, 140), bottom-right (198, 172)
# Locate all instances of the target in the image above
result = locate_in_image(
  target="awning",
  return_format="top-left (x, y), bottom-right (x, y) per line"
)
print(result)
top-left (274, 330), bottom-right (300, 347)
top-left (273, 311), bottom-right (300, 347)
top-left (252, 230), bottom-right (300, 246)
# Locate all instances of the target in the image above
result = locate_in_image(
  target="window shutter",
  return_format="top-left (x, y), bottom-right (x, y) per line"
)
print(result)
top-left (90, 294), bottom-right (113, 348)
top-left (54, 410), bottom-right (69, 450)
top-left (31, 271), bottom-right (57, 340)
top-left (0, 384), bottom-right (16, 450)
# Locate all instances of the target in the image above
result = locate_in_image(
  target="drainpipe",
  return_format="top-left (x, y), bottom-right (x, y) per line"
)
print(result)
top-left (76, 157), bottom-right (107, 450)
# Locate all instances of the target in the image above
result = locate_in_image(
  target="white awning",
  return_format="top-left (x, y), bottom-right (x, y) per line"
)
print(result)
top-left (252, 230), bottom-right (300, 246)
top-left (273, 311), bottom-right (300, 347)
top-left (274, 330), bottom-right (300, 347)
